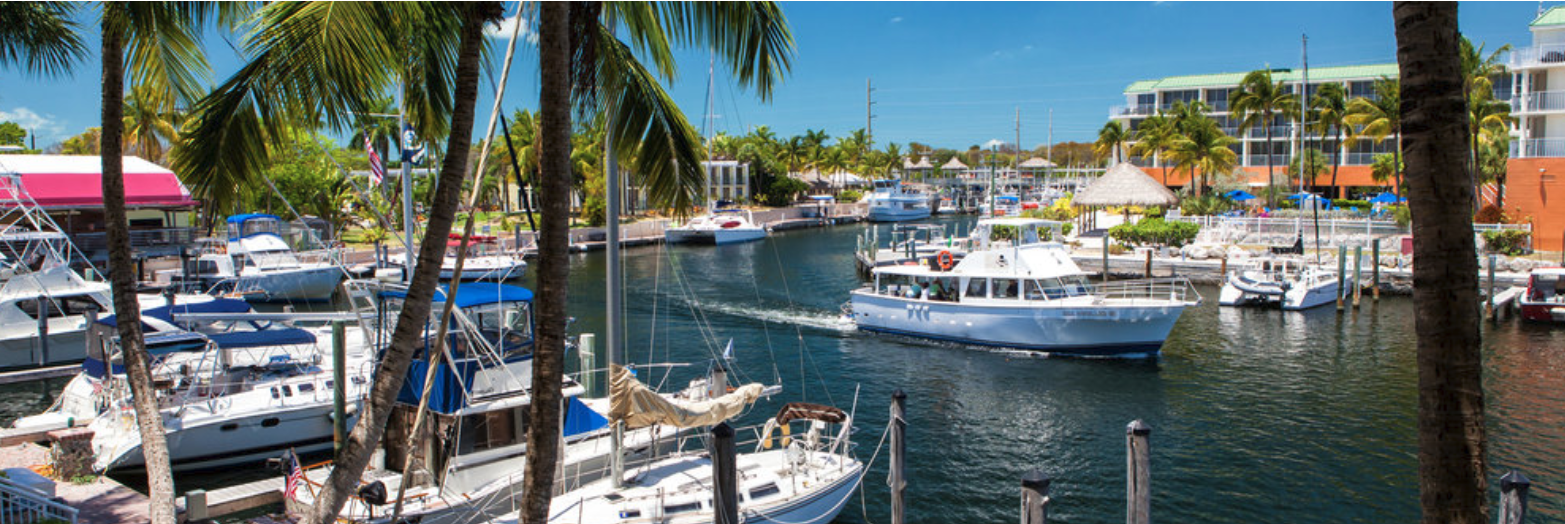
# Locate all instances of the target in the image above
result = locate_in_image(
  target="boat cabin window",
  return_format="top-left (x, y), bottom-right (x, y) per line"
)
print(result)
top-left (1531, 274), bottom-right (1564, 302)
top-left (992, 279), bottom-right (1019, 299)
top-left (664, 501), bottom-right (702, 515)
top-left (1060, 276), bottom-right (1092, 296)
top-left (1026, 279), bottom-right (1068, 300)
top-left (465, 302), bottom-right (534, 357)
top-left (878, 274), bottom-right (916, 298)
top-left (749, 483), bottom-right (781, 500)
top-left (964, 278), bottom-right (987, 299)
top-left (458, 406), bottom-right (528, 453)
top-left (926, 277), bottom-right (958, 302)
top-left (18, 296), bottom-right (101, 320)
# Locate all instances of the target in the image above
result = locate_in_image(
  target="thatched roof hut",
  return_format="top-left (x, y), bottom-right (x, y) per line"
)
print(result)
top-left (941, 157), bottom-right (969, 171)
top-left (1018, 157), bottom-right (1055, 169)
top-left (1072, 162), bottom-right (1178, 207)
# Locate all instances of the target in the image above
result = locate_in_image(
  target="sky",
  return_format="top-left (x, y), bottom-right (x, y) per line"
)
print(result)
top-left (0, 2), bottom-right (1543, 153)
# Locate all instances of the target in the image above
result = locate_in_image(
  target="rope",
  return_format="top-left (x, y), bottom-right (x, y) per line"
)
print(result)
top-left (855, 413), bottom-right (896, 524)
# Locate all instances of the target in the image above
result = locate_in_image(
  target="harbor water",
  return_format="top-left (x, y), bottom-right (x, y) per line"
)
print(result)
top-left (2, 215), bottom-right (1561, 523)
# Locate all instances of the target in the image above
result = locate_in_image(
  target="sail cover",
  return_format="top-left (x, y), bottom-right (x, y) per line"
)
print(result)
top-left (608, 364), bottom-right (764, 429)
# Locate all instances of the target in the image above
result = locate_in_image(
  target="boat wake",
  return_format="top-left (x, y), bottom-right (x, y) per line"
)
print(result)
top-left (681, 299), bottom-right (857, 333)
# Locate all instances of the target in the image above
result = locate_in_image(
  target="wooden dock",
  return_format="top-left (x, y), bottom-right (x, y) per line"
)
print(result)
top-left (0, 364), bottom-right (81, 385)
top-left (0, 443), bottom-right (152, 524)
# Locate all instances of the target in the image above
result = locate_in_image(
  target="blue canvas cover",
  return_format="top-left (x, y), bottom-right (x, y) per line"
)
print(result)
top-left (397, 358), bottom-right (481, 414)
top-left (562, 396), bottom-right (609, 438)
top-left (380, 282), bottom-right (534, 308)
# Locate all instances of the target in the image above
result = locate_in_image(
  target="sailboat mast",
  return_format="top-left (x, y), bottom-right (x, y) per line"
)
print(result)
top-left (1303, 33), bottom-right (1323, 255)
top-left (399, 79), bottom-right (416, 280)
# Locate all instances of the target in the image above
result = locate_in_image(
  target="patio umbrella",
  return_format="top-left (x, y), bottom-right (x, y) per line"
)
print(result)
top-left (1223, 189), bottom-right (1257, 201)
top-left (1368, 192), bottom-right (1405, 205)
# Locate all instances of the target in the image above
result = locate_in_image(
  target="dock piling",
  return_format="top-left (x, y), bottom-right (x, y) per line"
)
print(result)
top-left (1022, 470), bottom-right (1052, 524)
top-left (1337, 246), bottom-right (1346, 311)
top-left (712, 422), bottom-right (738, 524)
top-left (1498, 470), bottom-right (1531, 524)
top-left (186, 489), bottom-right (209, 521)
top-left (331, 320), bottom-right (346, 456)
top-left (890, 389), bottom-right (907, 524)
top-left (35, 299), bottom-right (48, 366)
top-left (1371, 239), bottom-right (1380, 301)
top-left (579, 333), bottom-right (598, 398)
top-left (1102, 235), bottom-right (1110, 282)
top-left (1487, 254), bottom-right (1498, 319)
top-left (1144, 249), bottom-right (1153, 279)
top-left (1126, 420), bottom-right (1151, 524)
top-left (1353, 246), bottom-right (1363, 308)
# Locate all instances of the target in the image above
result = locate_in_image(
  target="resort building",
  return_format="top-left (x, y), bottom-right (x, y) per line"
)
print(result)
top-left (1507, 6), bottom-right (1565, 251)
top-left (702, 160), bottom-right (750, 203)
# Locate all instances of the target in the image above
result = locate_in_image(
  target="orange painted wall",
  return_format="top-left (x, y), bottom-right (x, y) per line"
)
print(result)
top-left (1141, 165), bottom-right (1384, 196)
top-left (1503, 158), bottom-right (1565, 252)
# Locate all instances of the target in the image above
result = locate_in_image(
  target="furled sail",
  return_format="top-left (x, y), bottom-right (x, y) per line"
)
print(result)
top-left (608, 364), bottom-right (764, 429)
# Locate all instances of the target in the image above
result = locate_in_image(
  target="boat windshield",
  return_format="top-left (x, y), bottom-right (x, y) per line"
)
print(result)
top-left (1530, 274), bottom-right (1565, 303)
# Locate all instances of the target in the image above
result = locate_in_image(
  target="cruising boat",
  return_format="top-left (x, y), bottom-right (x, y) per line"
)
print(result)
top-left (664, 208), bottom-right (769, 245)
top-left (438, 233), bottom-right (527, 280)
top-left (864, 178), bottom-right (932, 222)
top-left (0, 262), bottom-right (111, 370)
top-left (1519, 267), bottom-right (1565, 322)
top-left (1218, 257), bottom-right (1339, 311)
top-left (978, 195), bottom-right (1021, 217)
top-left (191, 214), bottom-right (346, 302)
top-left (849, 218), bottom-right (1200, 358)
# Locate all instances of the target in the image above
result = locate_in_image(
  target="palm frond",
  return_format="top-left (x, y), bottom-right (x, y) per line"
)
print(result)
top-left (596, 24), bottom-right (705, 215)
top-left (0, 2), bottom-right (86, 78)
top-left (653, 2), bottom-right (795, 101)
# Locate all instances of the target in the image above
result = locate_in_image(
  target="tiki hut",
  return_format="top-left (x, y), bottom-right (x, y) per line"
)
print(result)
top-left (1072, 162), bottom-right (1179, 230)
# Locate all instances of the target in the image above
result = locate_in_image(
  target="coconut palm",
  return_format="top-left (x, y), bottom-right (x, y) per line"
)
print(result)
top-left (1311, 83), bottom-right (1349, 196)
top-left (1345, 77), bottom-right (1402, 193)
top-left (780, 135), bottom-right (807, 173)
top-left (1468, 81), bottom-right (1513, 208)
top-left (1460, 36), bottom-right (1512, 210)
top-left (1395, 4), bottom-right (1487, 524)
top-left (1130, 113), bottom-right (1174, 185)
top-left (121, 84), bottom-right (183, 164)
top-left (0, 2), bottom-right (86, 77)
top-left (1094, 120), bottom-right (1130, 163)
top-left (1166, 112), bottom-right (1238, 196)
top-left (1230, 69), bottom-right (1297, 207)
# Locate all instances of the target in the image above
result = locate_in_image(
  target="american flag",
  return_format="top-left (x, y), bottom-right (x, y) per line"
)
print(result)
top-left (366, 135), bottom-right (385, 185)
top-left (282, 449), bottom-right (303, 500)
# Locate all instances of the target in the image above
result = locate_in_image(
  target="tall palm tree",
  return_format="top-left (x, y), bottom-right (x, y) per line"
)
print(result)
top-left (1345, 77), bottom-right (1402, 193)
top-left (1311, 83), bottom-right (1349, 197)
top-left (1130, 113), bottom-right (1174, 185)
top-left (1094, 120), bottom-right (1130, 163)
top-left (1468, 80), bottom-right (1513, 208)
top-left (1460, 36), bottom-right (1512, 210)
top-left (780, 135), bottom-right (807, 173)
top-left (525, 5), bottom-right (794, 523)
top-left (1230, 69), bottom-right (1297, 207)
top-left (121, 84), bottom-right (183, 164)
top-left (1166, 112), bottom-right (1238, 196)
top-left (1395, 4), bottom-right (1486, 524)
top-left (0, 2), bottom-right (85, 77)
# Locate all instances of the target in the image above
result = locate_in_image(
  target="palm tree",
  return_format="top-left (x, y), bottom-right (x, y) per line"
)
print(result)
top-left (1312, 82), bottom-right (1349, 197)
top-left (1395, 4), bottom-right (1486, 524)
top-left (526, 5), bottom-right (794, 523)
top-left (121, 84), bottom-right (182, 164)
top-left (1230, 69), bottom-right (1297, 207)
top-left (1468, 81), bottom-right (1513, 208)
top-left (1094, 120), bottom-right (1130, 163)
top-left (1345, 77), bottom-right (1402, 193)
top-left (1166, 112), bottom-right (1238, 195)
top-left (0, 2), bottom-right (86, 78)
top-left (780, 135), bottom-right (807, 173)
top-left (1130, 113), bottom-right (1174, 185)
top-left (1460, 36), bottom-right (1513, 210)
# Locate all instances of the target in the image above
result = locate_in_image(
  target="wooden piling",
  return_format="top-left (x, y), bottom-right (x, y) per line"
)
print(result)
top-left (1487, 254), bottom-right (1498, 319)
top-left (1102, 235), bottom-right (1111, 282)
top-left (1498, 470), bottom-right (1531, 524)
top-left (1021, 469), bottom-right (1051, 524)
top-left (1370, 239), bottom-right (1380, 300)
top-left (890, 389), bottom-right (907, 524)
top-left (712, 422), bottom-right (738, 524)
top-left (186, 489), bottom-right (209, 521)
top-left (332, 321), bottom-right (346, 456)
top-left (1352, 246), bottom-right (1363, 308)
top-left (1126, 419), bottom-right (1151, 524)
top-left (1144, 249), bottom-right (1153, 279)
top-left (36, 299), bottom-right (48, 366)
top-left (1219, 256), bottom-right (1228, 277)
top-left (1337, 246), bottom-right (1346, 311)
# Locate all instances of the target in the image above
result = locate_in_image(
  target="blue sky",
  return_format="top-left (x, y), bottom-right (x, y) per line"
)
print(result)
top-left (0, 2), bottom-right (1541, 152)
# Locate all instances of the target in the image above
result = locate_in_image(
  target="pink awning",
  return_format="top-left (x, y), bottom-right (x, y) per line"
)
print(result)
top-left (0, 155), bottom-right (199, 209)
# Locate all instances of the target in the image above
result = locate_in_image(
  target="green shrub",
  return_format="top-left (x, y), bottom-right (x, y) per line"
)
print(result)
top-left (1178, 195), bottom-right (1234, 216)
top-left (1391, 204), bottom-right (1411, 228)
top-left (1482, 230), bottom-right (1531, 256)
top-left (836, 189), bottom-right (862, 202)
top-left (1331, 199), bottom-right (1370, 212)
top-left (1108, 217), bottom-right (1200, 248)
top-left (760, 176), bottom-right (810, 207)
top-left (581, 194), bottom-right (606, 227)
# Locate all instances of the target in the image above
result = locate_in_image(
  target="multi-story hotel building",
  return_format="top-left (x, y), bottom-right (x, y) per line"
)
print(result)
top-left (1505, 6), bottom-right (1565, 250)
top-left (702, 160), bottom-right (751, 203)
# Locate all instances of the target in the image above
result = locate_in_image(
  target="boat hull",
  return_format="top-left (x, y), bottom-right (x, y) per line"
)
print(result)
top-left (1519, 301), bottom-right (1565, 322)
top-left (742, 464), bottom-right (864, 524)
top-left (236, 266), bottom-right (343, 302)
top-left (665, 227), bottom-right (767, 245)
top-left (849, 291), bottom-right (1187, 357)
top-left (98, 402), bottom-right (346, 473)
top-left (0, 329), bottom-right (87, 370)
top-left (1219, 274), bottom-right (1339, 311)
top-left (867, 206), bottom-right (932, 222)
top-left (442, 261), bottom-right (527, 281)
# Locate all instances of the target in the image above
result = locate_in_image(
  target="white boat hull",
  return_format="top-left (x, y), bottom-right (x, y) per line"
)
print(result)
top-left (442, 259), bottom-right (527, 281)
top-left (665, 227), bottom-right (768, 245)
top-left (1218, 274), bottom-right (1339, 311)
top-left (867, 206), bottom-right (932, 222)
top-left (0, 328), bottom-right (87, 370)
top-left (97, 402), bottom-right (347, 472)
top-left (849, 290), bottom-right (1187, 357)
top-left (234, 266), bottom-right (343, 302)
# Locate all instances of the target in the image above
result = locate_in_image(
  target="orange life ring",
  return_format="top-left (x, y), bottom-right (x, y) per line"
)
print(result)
top-left (937, 250), bottom-right (954, 271)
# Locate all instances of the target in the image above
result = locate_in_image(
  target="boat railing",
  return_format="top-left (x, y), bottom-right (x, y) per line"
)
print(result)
top-left (1093, 277), bottom-right (1202, 305)
top-left (0, 474), bottom-right (78, 524)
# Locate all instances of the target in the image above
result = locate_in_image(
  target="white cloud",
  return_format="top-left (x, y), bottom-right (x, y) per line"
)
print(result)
top-left (983, 139), bottom-right (1006, 149)
top-left (890, 16), bottom-right (904, 23)
top-left (0, 107), bottom-right (65, 143)
top-left (486, 15), bottom-right (537, 44)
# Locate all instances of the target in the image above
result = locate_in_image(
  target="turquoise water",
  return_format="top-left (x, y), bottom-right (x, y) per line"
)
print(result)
top-left (3, 216), bottom-right (1561, 523)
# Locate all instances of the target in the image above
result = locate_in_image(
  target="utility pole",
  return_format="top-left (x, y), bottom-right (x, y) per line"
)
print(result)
top-left (866, 78), bottom-right (876, 155)
top-left (1048, 109), bottom-right (1055, 187)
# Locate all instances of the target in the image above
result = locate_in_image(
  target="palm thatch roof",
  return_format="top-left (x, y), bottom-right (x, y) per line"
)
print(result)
top-left (941, 157), bottom-right (969, 171)
top-left (911, 156), bottom-right (934, 169)
top-left (1071, 162), bottom-right (1179, 207)
top-left (1018, 157), bottom-right (1055, 169)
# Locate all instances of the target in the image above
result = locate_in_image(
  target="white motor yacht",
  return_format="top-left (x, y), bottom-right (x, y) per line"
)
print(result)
top-left (1219, 257), bottom-right (1340, 311)
top-left (192, 214), bottom-right (345, 302)
top-left (849, 218), bottom-right (1200, 358)
top-left (439, 233), bottom-right (527, 281)
top-left (665, 208), bottom-right (769, 245)
top-left (864, 178), bottom-right (932, 222)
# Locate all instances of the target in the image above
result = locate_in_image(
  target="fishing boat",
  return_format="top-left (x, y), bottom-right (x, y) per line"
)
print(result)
top-left (438, 233), bottom-right (527, 281)
top-left (190, 214), bottom-right (346, 302)
top-left (864, 178), bottom-right (932, 222)
top-left (664, 208), bottom-right (768, 245)
top-left (477, 366), bottom-right (864, 524)
top-left (849, 218), bottom-right (1200, 358)
top-left (1519, 267), bottom-right (1565, 322)
top-left (1218, 257), bottom-right (1339, 311)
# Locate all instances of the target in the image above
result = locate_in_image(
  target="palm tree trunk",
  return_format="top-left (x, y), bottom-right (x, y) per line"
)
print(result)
top-left (1330, 130), bottom-right (1341, 197)
top-left (100, 20), bottom-right (178, 524)
top-left (301, 6), bottom-right (493, 524)
top-left (521, 3), bottom-right (571, 523)
top-left (1395, 134), bottom-right (1404, 194)
top-left (1264, 119), bottom-right (1275, 206)
top-left (1395, 3), bottom-right (1487, 523)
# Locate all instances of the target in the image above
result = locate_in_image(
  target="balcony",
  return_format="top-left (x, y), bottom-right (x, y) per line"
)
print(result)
top-left (1509, 45), bottom-right (1565, 69)
top-left (1246, 126), bottom-right (1295, 140)
top-left (1511, 90), bottom-right (1565, 113)
top-left (1109, 105), bottom-right (1157, 118)
top-left (1513, 138), bottom-right (1565, 158)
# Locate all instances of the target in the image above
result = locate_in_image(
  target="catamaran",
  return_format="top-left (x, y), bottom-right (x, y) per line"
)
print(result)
top-left (664, 208), bottom-right (769, 245)
top-left (849, 218), bottom-right (1200, 358)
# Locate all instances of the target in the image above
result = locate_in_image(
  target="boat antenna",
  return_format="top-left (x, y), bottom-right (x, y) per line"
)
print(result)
top-left (1302, 34), bottom-right (1322, 256)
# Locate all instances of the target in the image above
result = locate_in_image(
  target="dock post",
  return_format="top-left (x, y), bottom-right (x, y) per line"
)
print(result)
top-left (1220, 255), bottom-right (1227, 278)
top-left (1353, 245), bottom-right (1363, 308)
top-left (1144, 249), bottom-right (1153, 279)
top-left (186, 489), bottom-right (209, 521)
top-left (578, 333), bottom-right (598, 398)
top-left (1371, 239), bottom-right (1381, 301)
top-left (1337, 246), bottom-right (1347, 310)
top-left (332, 320), bottom-right (347, 456)
top-left (1487, 254), bottom-right (1498, 319)
top-left (1498, 470), bottom-right (1531, 524)
top-left (712, 422), bottom-right (738, 524)
top-left (1102, 235), bottom-right (1111, 282)
top-left (890, 389), bottom-right (908, 524)
top-left (1126, 420), bottom-right (1151, 524)
top-left (1021, 470), bottom-right (1052, 524)
top-left (84, 307), bottom-right (98, 368)
top-left (36, 299), bottom-right (48, 367)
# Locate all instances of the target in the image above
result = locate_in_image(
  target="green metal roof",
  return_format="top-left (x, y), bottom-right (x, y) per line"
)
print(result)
top-left (1531, 6), bottom-right (1565, 27)
top-left (1123, 63), bottom-right (1399, 93)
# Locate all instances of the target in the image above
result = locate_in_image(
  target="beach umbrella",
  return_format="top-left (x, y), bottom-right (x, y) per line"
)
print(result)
top-left (1223, 190), bottom-right (1257, 201)
top-left (1368, 192), bottom-right (1405, 204)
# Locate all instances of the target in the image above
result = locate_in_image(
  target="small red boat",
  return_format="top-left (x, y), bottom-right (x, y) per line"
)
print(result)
top-left (1519, 267), bottom-right (1565, 322)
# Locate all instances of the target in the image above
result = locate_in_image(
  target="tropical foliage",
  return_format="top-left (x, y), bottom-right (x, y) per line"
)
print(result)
top-left (1230, 69), bottom-right (1297, 206)
top-left (1108, 217), bottom-right (1200, 248)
